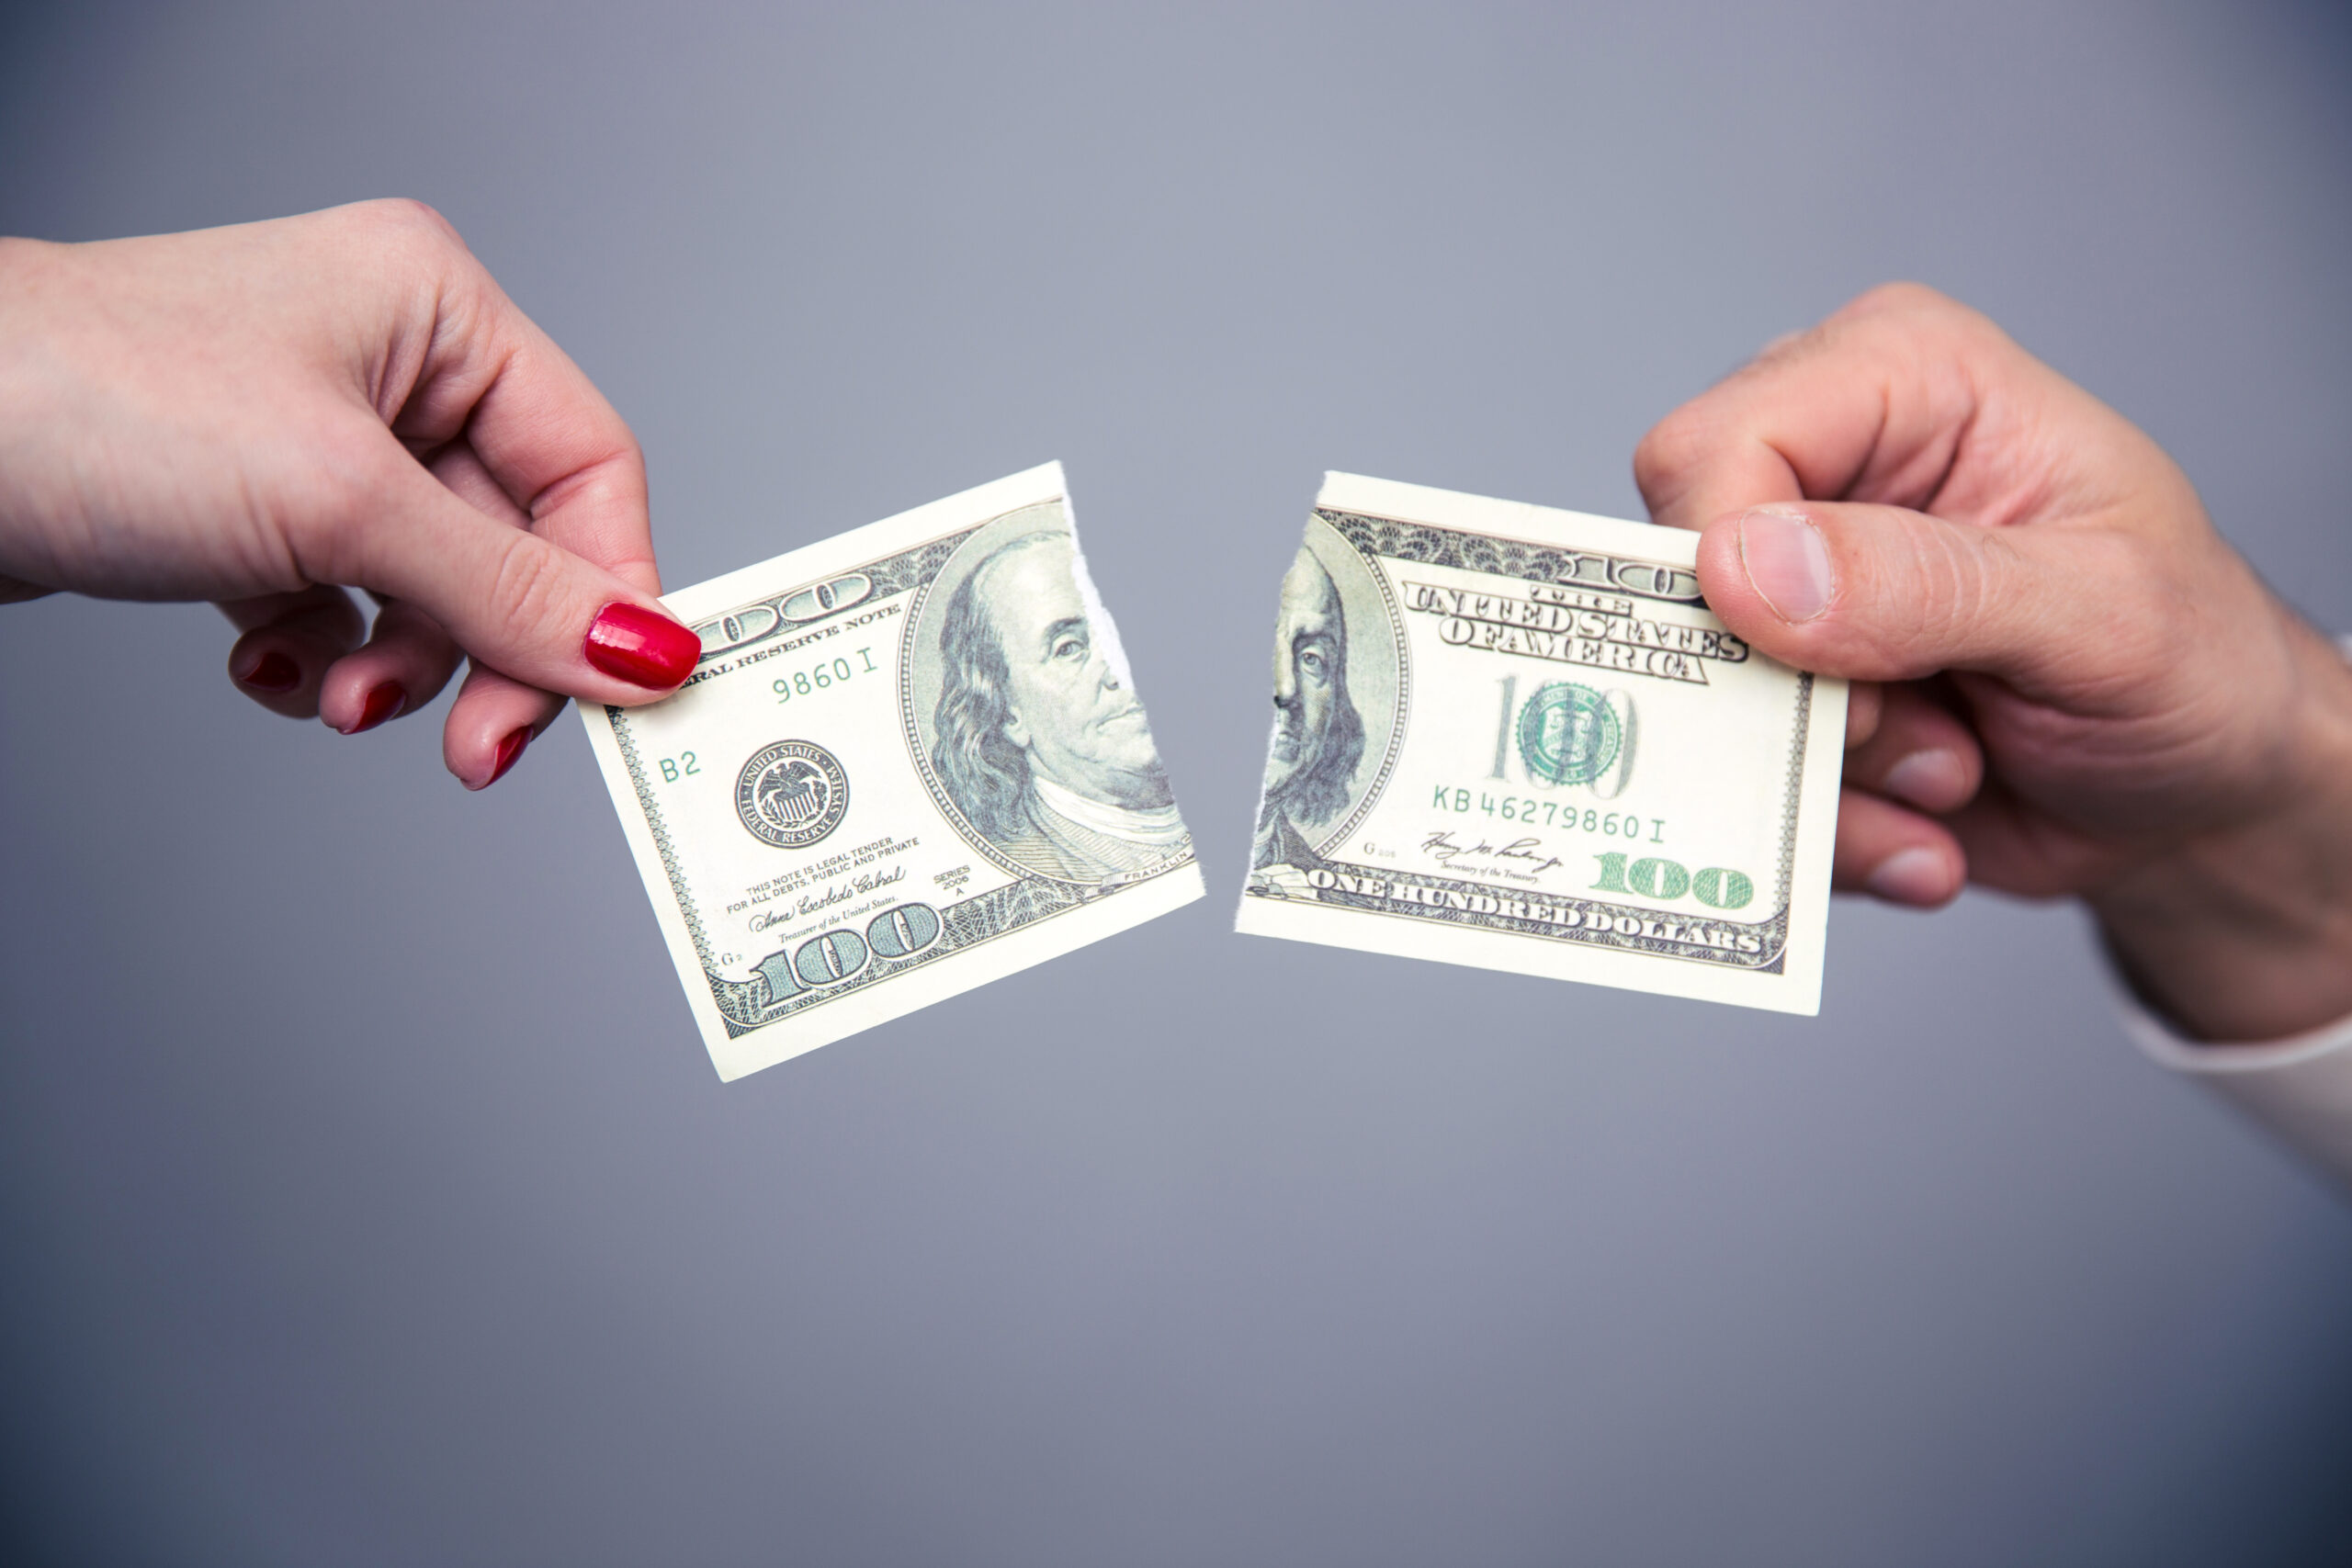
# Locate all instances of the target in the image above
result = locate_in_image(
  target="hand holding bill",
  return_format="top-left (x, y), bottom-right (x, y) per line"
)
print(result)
top-left (1636, 283), bottom-right (2352, 1042)
top-left (0, 199), bottom-right (699, 787)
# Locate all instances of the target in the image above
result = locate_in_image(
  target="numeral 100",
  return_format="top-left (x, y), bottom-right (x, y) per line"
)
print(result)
top-left (753, 901), bottom-right (943, 1001)
top-left (1591, 852), bottom-right (1754, 909)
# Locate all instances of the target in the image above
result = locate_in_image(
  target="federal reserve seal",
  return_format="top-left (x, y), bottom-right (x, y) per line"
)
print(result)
top-left (735, 740), bottom-right (850, 849)
top-left (1516, 682), bottom-right (1621, 787)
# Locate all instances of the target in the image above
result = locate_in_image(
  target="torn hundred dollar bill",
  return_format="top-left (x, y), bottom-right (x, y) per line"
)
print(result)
top-left (1237, 472), bottom-right (1846, 1015)
top-left (583, 462), bottom-right (1203, 1080)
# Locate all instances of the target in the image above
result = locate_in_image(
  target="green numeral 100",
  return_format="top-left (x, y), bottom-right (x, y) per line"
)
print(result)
top-left (1591, 852), bottom-right (1753, 909)
top-left (752, 901), bottom-right (944, 1004)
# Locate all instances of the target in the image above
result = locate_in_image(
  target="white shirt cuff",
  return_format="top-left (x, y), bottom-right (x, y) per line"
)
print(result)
top-left (2115, 976), bottom-right (2352, 1190)
top-left (2110, 631), bottom-right (2352, 1186)
top-left (2115, 975), bottom-right (2352, 1076)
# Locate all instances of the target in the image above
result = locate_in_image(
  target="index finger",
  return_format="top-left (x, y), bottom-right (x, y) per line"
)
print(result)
top-left (381, 218), bottom-right (660, 598)
top-left (1632, 282), bottom-right (2018, 532)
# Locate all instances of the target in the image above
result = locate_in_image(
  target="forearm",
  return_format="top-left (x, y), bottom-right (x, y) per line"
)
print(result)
top-left (2092, 621), bottom-right (2352, 1042)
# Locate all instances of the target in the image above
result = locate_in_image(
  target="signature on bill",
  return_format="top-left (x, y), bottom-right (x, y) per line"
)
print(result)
top-left (1420, 830), bottom-right (1566, 877)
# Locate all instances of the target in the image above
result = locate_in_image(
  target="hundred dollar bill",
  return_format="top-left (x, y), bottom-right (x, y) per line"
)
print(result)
top-left (1236, 473), bottom-right (1847, 1014)
top-left (582, 463), bottom-right (1203, 1080)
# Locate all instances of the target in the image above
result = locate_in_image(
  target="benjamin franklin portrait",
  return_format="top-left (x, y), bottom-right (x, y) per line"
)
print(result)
top-left (930, 527), bottom-right (1190, 886)
top-left (1255, 541), bottom-right (1366, 868)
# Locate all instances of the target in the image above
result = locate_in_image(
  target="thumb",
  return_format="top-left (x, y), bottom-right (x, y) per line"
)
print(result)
top-left (335, 449), bottom-right (701, 705)
top-left (1695, 502), bottom-right (2072, 687)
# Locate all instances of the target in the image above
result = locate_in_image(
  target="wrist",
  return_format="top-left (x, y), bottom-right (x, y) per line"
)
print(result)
top-left (2091, 620), bottom-right (2352, 1041)
top-left (0, 237), bottom-right (43, 595)
top-left (0, 238), bottom-right (83, 602)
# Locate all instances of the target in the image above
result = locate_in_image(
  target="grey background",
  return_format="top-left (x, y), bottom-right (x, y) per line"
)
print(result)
top-left (3, 2), bottom-right (2349, 1562)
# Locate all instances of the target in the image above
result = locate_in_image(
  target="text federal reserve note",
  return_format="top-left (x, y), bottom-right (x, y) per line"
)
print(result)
top-left (1236, 473), bottom-right (1846, 1014)
top-left (583, 463), bottom-right (1203, 1080)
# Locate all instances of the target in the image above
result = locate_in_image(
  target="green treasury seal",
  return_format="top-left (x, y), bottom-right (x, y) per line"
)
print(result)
top-left (1516, 682), bottom-right (1620, 786)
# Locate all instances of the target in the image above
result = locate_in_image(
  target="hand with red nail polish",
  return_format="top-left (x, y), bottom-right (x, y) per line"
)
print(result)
top-left (0, 200), bottom-right (696, 792)
top-left (1634, 283), bottom-right (2352, 1043)
top-left (240, 650), bottom-right (303, 694)
top-left (478, 726), bottom-right (533, 790)
top-left (583, 602), bottom-right (702, 689)
top-left (344, 682), bottom-right (406, 736)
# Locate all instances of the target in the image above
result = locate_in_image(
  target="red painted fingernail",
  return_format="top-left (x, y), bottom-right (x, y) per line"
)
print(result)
top-left (583, 602), bottom-right (699, 689)
top-left (343, 681), bottom-right (405, 735)
top-left (477, 726), bottom-right (531, 790)
top-left (242, 650), bottom-right (300, 693)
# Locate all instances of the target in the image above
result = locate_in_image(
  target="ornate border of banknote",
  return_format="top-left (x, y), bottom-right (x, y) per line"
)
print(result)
top-left (1237, 473), bottom-right (1846, 1015)
top-left (582, 464), bottom-right (1203, 1080)
top-left (1269, 505), bottom-right (1816, 973)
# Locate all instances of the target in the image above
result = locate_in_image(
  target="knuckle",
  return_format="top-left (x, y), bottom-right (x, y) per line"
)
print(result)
top-left (1877, 513), bottom-right (1994, 667)
top-left (1918, 553), bottom-right (1984, 658)
top-left (582, 431), bottom-right (650, 504)
top-left (1834, 282), bottom-right (2015, 365)
top-left (355, 197), bottom-right (462, 251)
top-left (485, 529), bottom-right (576, 636)
top-left (1632, 407), bottom-right (1709, 494)
top-left (1837, 280), bottom-right (1954, 323)
top-left (338, 200), bottom-right (481, 309)
top-left (1747, 322), bottom-right (1824, 370)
